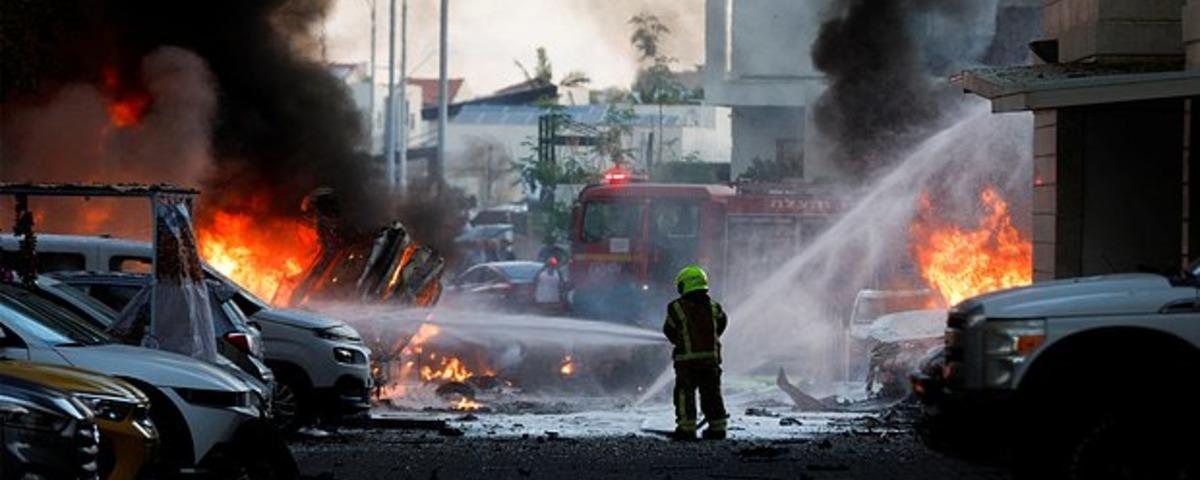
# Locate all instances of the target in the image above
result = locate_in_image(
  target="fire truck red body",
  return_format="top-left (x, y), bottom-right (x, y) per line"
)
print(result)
top-left (568, 181), bottom-right (841, 322)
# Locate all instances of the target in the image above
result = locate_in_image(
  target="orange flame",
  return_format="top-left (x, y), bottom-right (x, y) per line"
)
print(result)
top-left (197, 210), bottom-right (318, 305)
top-left (910, 187), bottom-right (1032, 306)
top-left (420, 357), bottom-right (474, 383)
top-left (452, 397), bottom-right (484, 411)
top-left (102, 67), bottom-right (150, 128)
top-left (560, 356), bottom-right (575, 376)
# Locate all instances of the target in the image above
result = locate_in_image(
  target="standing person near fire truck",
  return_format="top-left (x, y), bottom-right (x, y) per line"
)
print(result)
top-left (664, 265), bottom-right (729, 440)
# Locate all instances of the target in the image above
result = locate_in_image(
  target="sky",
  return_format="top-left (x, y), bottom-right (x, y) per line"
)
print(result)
top-left (322, 0), bottom-right (706, 95)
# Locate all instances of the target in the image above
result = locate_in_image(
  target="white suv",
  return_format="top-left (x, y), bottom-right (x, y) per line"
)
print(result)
top-left (0, 234), bottom-right (372, 427)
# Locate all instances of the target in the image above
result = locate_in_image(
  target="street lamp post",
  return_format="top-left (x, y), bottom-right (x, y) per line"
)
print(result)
top-left (435, 0), bottom-right (449, 187)
top-left (384, 0), bottom-right (398, 190)
top-left (398, 0), bottom-right (409, 196)
top-left (365, 0), bottom-right (377, 155)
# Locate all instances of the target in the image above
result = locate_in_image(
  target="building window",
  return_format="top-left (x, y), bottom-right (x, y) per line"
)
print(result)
top-left (776, 138), bottom-right (803, 179)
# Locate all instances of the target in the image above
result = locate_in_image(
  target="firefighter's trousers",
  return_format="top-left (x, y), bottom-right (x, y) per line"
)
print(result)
top-left (673, 362), bottom-right (728, 433)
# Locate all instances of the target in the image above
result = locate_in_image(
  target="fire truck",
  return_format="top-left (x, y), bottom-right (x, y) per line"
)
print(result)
top-left (568, 176), bottom-right (843, 323)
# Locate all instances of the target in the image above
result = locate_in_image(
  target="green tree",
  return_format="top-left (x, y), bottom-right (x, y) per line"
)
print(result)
top-left (515, 46), bottom-right (554, 87)
top-left (630, 12), bottom-right (671, 61)
top-left (739, 155), bottom-right (805, 182)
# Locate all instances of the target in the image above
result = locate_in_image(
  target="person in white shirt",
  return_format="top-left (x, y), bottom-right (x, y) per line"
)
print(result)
top-left (534, 256), bottom-right (564, 314)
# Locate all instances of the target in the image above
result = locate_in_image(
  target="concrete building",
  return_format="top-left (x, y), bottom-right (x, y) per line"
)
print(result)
top-left (703, 0), bottom-right (827, 180)
top-left (961, 0), bottom-right (1200, 280)
top-left (444, 104), bottom-right (733, 206)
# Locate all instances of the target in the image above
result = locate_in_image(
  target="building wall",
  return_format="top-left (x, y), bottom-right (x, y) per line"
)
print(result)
top-left (729, 106), bottom-right (805, 180)
top-left (1044, 0), bottom-right (1184, 63)
top-left (703, 0), bottom-right (827, 108)
top-left (1039, 99), bottom-right (1186, 278)
top-left (1186, 0), bottom-right (1200, 67)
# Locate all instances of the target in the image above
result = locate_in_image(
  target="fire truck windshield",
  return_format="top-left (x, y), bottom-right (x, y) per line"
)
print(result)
top-left (581, 201), bottom-right (641, 243)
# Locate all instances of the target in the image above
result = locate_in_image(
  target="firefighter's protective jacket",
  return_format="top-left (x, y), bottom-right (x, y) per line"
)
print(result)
top-left (663, 291), bottom-right (728, 363)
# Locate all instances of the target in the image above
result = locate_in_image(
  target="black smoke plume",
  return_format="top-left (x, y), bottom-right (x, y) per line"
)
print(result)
top-left (0, 0), bottom-right (380, 230)
top-left (811, 0), bottom-right (1003, 176)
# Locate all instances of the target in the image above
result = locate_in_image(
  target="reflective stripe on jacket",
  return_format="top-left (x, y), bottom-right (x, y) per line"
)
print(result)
top-left (662, 294), bottom-right (728, 363)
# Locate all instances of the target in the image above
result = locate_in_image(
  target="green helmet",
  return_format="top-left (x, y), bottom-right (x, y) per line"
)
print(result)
top-left (675, 265), bottom-right (710, 295)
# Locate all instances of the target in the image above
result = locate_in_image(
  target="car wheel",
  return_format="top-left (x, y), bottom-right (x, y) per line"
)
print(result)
top-left (268, 365), bottom-right (313, 433)
top-left (1068, 413), bottom-right (1196, 480)
top-left (271, 379), bottom-right (301, 432)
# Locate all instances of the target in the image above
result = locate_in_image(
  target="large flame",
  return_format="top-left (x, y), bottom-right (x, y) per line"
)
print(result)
top-left (910, 187), bottom-right (1032, 306)
top-left (197, 210), bottom-right (318, 305)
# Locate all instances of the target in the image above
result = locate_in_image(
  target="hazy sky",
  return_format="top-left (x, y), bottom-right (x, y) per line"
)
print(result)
top-left (323, 0), bottom-right (706, 94)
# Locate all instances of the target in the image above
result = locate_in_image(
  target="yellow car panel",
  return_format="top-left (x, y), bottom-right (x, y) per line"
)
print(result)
top-left (0, 361), bottom-right (158, 480)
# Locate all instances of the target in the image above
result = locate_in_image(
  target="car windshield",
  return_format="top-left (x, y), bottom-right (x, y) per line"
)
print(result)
top-left (495, 263), bottom-right (543, 282)
top-left (42, 282), bottom-right (120, 325)
top-left (0, 285), bottom-right (110, 346)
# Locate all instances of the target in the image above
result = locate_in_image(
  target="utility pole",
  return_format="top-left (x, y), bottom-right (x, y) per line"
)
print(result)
top-left (398, 0), bottom-right (409, 196)
top-left (384, 0), bottom-right (397, 190)
top-left (435, 0), bottom-right (449, 187)
top-left (365, 0), bottom-right (376, 154)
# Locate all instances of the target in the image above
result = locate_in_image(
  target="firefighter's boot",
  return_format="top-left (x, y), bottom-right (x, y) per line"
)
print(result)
top-left (702, 417), bottom-right (727, 440)
top-left (671, 428), bottom-right (698, 441)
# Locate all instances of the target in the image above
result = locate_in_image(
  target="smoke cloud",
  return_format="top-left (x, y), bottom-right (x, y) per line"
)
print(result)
top-left (323, 0), bottom-right (706, 94)
top-left (811, 0), bottom-right (1002, 176)
top-left (0, 0), bottom-right (381, 231)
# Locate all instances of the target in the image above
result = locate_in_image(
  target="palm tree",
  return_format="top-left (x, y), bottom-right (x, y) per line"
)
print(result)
top-left (629, 12), bottom-right (670, 62)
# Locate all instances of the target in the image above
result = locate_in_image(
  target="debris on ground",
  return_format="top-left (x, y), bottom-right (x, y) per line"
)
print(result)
top-left (775, 368), bottom-right (829, 411)
top-left (745, 407), bottom-right (782, 418)
top-left (778, 417), bottom-right (803, 427)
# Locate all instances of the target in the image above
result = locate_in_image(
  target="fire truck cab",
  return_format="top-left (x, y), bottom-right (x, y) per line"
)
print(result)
top-left (569, 180), bottom-right (839, 324)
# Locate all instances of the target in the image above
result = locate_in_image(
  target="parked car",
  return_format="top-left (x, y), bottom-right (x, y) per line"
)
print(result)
top-left (0, 361), bottom-right (156, 480)
top-left (6, 234), bottom-right (372, 428)
top-left (913, 272), bottom-right (1200, 479)
top-left (442, 261), bottom-right (545, 311)
top-left (0, 282), bottom-right (295, 477)
top-left (43, 272), bottom-right (275, 399)
top-left (52, 271), bottom-right (370, 429)
top-left (0, 373), bottom-right (99, 480)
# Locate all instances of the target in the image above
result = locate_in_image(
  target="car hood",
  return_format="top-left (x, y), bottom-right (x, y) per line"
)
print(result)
top-left (253, 308), bottom-right (341, 330)
top-left (963, 273), bottom-right (1197, 318)
top-left (55, 344), bottom-right (251, 392)
top-left (0, 361), bottom-right (148, 402)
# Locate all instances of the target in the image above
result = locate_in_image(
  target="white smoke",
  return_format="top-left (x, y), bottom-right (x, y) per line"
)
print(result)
top-left (723, 102), bottom-right (1032, 380)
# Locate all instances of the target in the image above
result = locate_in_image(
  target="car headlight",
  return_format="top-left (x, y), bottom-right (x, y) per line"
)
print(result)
top-left (333, 347), bottom-right (367, 365)
top-left (316, 325), bottom-right (361, 343)
top-left (75, 393), bottom-right (136, 422)
top-left (982, 319), bottom-right (1046, 388)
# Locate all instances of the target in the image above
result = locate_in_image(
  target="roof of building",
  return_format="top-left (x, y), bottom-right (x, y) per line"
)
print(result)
top-left (408, 78), bottom-right (465, 108)
top-left (450, 104), bottom-right (717, 128)
top-left (421, 83), bottom-right (557, 121)
top-left (956, 62), bottom-right (1200, 112)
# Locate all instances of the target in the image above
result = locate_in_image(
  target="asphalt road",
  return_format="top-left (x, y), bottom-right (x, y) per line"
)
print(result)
top-left (292, 413), bottom-right (1011, 480)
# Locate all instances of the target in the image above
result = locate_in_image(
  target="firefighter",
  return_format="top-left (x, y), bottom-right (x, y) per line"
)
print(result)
top-left (663, 265), bottom-right (729, 440)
